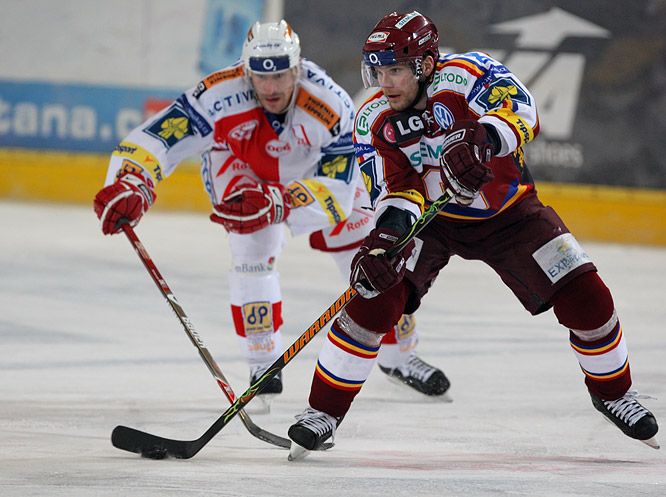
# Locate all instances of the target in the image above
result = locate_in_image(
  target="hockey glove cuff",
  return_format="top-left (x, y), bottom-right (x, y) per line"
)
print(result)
top-left (210, 182), bottom-right (292, 234)
top-left (93, 171), bottom-right (156, 235)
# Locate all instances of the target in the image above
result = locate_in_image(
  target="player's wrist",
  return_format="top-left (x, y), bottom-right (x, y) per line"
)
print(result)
top-left (117, 171), bottom-right (156, 209)
top-left (480, 123), bottom-right (501, 157)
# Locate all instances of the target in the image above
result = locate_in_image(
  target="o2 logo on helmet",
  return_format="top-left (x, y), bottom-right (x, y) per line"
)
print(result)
top-left (367, 31), bottom-right (389, 43)
top-left (433, 102), bottom-right (454, 130)
top-left (249, 55), bottom-right (290, 72)
top-left (228, 120), bottom-right (258, 141)
top-left (261, 59), bottom-right (277, 71)
top-left (367, 53), bottom-right (381, 65)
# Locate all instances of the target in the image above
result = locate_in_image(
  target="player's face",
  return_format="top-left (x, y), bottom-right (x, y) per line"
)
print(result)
top-left (375, 63), bottom-right (420, 111)
top-left (249, 69), bottom-right (297, 114)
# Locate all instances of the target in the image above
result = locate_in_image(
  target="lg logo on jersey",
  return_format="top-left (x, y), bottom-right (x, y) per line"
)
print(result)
top-left (383, 114), bottom-right (424, 144)
top-left (397, 115), bottom-right (424, 135)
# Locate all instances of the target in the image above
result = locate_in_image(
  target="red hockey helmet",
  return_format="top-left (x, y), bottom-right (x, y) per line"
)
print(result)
top-left (361, 11), bottom-right (439, 88)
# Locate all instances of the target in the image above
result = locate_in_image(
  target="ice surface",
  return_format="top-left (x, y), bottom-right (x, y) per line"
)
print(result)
top-left (1, 201), bottom-right (664, 496)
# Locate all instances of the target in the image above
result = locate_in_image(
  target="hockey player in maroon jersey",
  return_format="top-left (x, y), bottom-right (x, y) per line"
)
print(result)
top-left (93, 20), bottom-right (449, 413)
top-left (288, 10), bottom-right (658, 458)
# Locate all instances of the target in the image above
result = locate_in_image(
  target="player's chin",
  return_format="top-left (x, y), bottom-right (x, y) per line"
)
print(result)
top-left (387, 98), bottom-right (407, 111)
top-left (260, 96), bottom-right (288, 113)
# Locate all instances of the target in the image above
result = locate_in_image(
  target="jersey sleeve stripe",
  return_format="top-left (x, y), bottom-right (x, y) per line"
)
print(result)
top-left (442, 59), bottom-right (485, 78)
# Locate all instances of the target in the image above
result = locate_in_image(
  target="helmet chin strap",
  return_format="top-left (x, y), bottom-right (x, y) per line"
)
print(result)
top-left (406, 58), bottom-right (428, 110)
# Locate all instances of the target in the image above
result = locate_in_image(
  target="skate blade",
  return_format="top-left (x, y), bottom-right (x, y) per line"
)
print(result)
top-left (599, 416), bottom-right (661, 450)
top-left (438, 391), bottom-right (454, 403)
top-left (288, 442), bottom-right (310, 461)
top-left (287, 440), bottom-right (336, 461)
top-left (243, 394), bottom-right (275, 415)
top-left (641, 437), bottom-right (660, 450)
top-left (384, 375), bottom-right (453, 402)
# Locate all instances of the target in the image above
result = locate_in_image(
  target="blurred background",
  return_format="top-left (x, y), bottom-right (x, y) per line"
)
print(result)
top-left (1, 0), bottom-right (665, 244)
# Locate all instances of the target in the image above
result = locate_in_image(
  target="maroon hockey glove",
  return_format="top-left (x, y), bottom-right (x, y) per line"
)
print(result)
top-left (350, 227), bottom-right (415, 299)
top-left (210, 182), bottom-right (292, 234)
top-left (440, 120), bottom-right (495, 205)
top-left (94, 171), bottom-right (156, 235)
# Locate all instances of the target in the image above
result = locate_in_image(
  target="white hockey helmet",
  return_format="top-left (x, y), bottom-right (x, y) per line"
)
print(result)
top-left (241, 20), bottom-right (301, 74)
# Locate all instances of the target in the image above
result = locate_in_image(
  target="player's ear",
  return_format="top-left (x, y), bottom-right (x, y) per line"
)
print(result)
top-left (422, 55), bottom-right (435, 79)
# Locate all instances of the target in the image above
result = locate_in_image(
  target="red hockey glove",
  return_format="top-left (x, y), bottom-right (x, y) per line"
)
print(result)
top-left (210, 182), bottom-right (292, 234)
top-left (350, 227), bottom-right (415, 299)
top-left (440, 120), bottom-right (495, 205)
top-left (93, 172), bottom-right (156, 235)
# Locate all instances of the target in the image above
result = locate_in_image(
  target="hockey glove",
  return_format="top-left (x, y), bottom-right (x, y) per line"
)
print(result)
top-left (350, 227), bottom-right (415, 299)
top-left (93, 171), bottom-right (156, 235)
top-left (210, 182), bottom-right (292, 234)
top-left (440, 120), bottom-right (495, 206)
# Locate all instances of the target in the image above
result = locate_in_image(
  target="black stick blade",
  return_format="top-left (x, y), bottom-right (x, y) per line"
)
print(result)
top-left (111, 425), bottom-right (200, 459)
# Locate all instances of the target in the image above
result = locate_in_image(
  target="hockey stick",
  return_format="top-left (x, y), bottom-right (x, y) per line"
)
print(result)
top-left (118, 224), bottom-right (291, 449)
top-left (112, 192), bottom-right (452, 459)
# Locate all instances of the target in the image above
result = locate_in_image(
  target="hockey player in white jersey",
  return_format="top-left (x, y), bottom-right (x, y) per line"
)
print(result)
top-left (93, 20), bottom-right (450, 410)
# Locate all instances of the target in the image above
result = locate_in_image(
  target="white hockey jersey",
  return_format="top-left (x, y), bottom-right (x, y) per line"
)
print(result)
top-left (104, 59), bottom-right (357, 236)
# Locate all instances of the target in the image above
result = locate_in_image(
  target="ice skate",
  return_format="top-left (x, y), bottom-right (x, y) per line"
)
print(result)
top-left (591, 390), bottom-right (659, 449)
top-left (379, 353), bottom-right (451, 399)
top-left (287, 407), bottom-right (339, 461)
top-left (245, 367), bottom-right (283, 414)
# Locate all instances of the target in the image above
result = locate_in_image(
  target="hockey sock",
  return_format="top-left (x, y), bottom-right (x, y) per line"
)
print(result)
top-left (309, 318), bottom-right (381, 418)
top-left (553, 271), bottom-right (631, 399)
top-left (377, 314), bottom-right (418, 369)
top-left (229, 270), bottom-right (284, 367)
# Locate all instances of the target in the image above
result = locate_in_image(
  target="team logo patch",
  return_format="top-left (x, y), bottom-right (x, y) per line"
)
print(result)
top-left (532, 233), bottom-right (592, 284)
top-left (359, 157), bottom-right (381, 204)
top-left (287, 182), bottom-right (315, 207)
top-left (228, 120), bottom-right (258, 141)
top-left (117, 159), bottom-right (144, 177)
top-left (242, 302), bottom-right (273, 334)
top-left (433, 102), bottom-right (455, 130)
top-left (395, 315), bottom-right (416, 340)
top-left (317, 154), bottom-right (354, 183)
top-left (143, 103), bottom-right (194, 149)
top-left (475, 77), bottom-right (531, 112)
